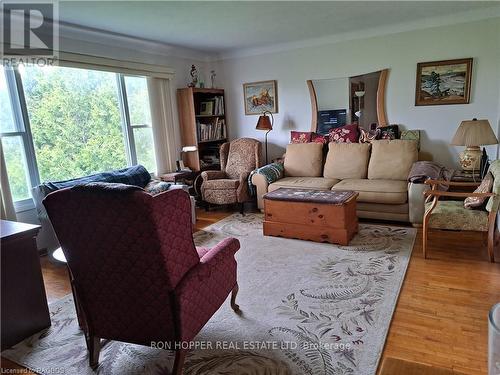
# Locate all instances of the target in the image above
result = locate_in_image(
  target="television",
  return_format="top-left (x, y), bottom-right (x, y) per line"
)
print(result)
top-left (317, 109), bottom-right (347, 135)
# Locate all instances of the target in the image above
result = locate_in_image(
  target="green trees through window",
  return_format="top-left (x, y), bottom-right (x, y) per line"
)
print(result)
top-left (1, 65), bottom-right (156, 205)
top-left (21, 66), bottom-right (128, 182)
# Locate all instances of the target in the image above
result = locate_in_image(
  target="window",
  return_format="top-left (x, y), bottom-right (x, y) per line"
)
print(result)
top-left (120, 75), bottom-right (156, 172)
top-left (1, 64), bottom-right (157, 211)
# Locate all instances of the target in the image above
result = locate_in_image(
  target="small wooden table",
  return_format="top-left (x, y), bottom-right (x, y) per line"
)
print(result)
top-left (263, 188), bottom-right (359, 245)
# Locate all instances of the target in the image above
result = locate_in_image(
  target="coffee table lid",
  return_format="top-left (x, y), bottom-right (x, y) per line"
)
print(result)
top-left (263, 188), bottom-right (357, 205)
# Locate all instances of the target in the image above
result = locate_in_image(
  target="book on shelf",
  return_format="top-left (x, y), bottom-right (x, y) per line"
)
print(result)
top-left (196, 118), bottom-right (226, 142)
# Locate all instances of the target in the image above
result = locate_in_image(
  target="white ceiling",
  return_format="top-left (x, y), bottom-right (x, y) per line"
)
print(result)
top-left (59, 1), bottom-right (500, 54)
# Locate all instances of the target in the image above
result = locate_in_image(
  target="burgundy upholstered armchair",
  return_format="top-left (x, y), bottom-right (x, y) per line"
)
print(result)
top-left (201, 138), bottom-right (262, 212)
top-left (43, 184), bottom-right (240, 374)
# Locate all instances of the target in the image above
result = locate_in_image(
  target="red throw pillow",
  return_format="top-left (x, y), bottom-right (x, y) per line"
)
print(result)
top-left (328, 124), bottom-right (359, 143)
top-left (311, 132), bottom-right (328, 144)
top-left (290, 131), bottom-right (312, 143)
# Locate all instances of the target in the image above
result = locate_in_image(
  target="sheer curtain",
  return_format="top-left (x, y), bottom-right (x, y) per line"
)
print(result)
top-left (147, 77), bottom-right (179, 175)
top-left (0, 142), bottom-right (17, 221)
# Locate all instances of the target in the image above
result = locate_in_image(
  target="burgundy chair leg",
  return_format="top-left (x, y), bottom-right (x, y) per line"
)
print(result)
top-left (172, 349), bottom-right (186, 375)
top-left (230, 283), bottom-right (240, 312)
top-left (88, 336), bottom-right (101, 369)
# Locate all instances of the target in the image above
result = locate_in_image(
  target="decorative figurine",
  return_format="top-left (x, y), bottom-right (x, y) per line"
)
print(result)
top-left (188, 65), bottom-right (198, 87)
top-left (210, 70), bottom-right (216, 89)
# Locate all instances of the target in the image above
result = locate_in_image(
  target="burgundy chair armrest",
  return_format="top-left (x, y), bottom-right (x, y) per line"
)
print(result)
top-left (201, 170), bottom-right (227, 181)
top-left (175, 237), bottom-right (240, 342)
top-left (199, 237), bottom-right (240, 266)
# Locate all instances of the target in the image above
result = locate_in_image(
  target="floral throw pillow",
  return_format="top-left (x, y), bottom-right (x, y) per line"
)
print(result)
top-left (290, 131), bottom-right (312, 144)
top-left (464, 172), bottom-right (493, 209)
top-left (328, 124), bottom-right (359, 143)
top-left (379, 125), bottom-right (399, 140)
top-left (311, 133), bottom-right (328, 144)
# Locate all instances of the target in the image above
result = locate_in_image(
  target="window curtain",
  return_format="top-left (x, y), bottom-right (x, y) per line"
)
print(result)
top-left (0, 142), bottom-right (17, 221)
top-left (147, 77), bottom-right (179, 175)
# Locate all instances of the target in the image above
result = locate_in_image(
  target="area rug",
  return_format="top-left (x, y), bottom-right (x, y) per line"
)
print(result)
top-left (2, 213), bottom-right (416, 375)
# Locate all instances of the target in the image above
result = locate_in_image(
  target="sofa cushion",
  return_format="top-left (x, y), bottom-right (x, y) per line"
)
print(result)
top-left (269, 177), bottom-right (340, 192)
top-left (368, 140), bottom-right (418, 180)
top-left (324, 142), bottom-right (371, 180)
top-left (331, 179), bottom-right (408, 204)
top-left (203, 179), bottom-right (240, 190)
top-left (426, 200), bottom-right (488, 231)
top-left (284, 143), bottom-right (324, 177)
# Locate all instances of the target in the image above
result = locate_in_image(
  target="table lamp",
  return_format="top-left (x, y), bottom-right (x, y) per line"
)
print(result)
top-left (256, 111), bottom-right (273, 164)
top-left (177, 145), bottom-right (197, 171)
top-left (451, 118), bottom-right (498, 173)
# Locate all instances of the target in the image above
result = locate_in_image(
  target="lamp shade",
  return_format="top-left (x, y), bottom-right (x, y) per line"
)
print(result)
top-left (451, 118), bottom-right (498, 146)
top-left (256, 114), bottom-right (273, 131)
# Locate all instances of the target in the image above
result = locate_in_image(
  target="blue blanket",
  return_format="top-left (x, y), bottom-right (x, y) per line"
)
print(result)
top-left (42, 165), bottom-right (152, 193)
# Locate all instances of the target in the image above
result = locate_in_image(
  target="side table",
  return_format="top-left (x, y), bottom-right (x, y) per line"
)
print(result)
top-left (1, 220), bottom-right (51, 349)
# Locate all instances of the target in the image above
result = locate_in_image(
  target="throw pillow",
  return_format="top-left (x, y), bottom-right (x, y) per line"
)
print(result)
top-left (464, 173), bottom-right (494, 209)
top-left (359, 127), bottom-right (380, 143)
top-left (379, 125), bottom-right (399, 140)
top-left (311, 132), bottom-right (328, 144)
top-left (290, 131), bottom-right (312, 144)
top-left (328, 124), bottom-right (359, 143)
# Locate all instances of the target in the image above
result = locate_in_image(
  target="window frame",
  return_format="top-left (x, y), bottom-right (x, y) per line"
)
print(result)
top-left (1, 66), bottom-right (156, 212)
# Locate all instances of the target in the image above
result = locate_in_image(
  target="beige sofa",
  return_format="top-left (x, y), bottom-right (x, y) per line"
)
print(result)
top-left (252, 140), bottom-right (426, 223)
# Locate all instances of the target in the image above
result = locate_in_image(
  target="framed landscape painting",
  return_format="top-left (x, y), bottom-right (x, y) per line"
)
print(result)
top-left (415, 58), bottom-right (473, 106)
top-left (243, 80), bottom-right (278, 115)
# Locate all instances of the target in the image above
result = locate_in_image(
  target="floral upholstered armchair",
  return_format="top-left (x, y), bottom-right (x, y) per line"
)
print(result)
top-left (201, 138), bottom-right (261, 212)
top-left (423, 159), bottom-right (499, 262)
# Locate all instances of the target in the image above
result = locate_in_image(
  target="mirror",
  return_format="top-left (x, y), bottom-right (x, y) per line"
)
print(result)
top-left (307, 69), bottom-right (388, 134)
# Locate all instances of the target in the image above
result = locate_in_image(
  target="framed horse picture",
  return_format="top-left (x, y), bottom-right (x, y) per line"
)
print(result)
top-left (243, 80), bottom-right (278, 115)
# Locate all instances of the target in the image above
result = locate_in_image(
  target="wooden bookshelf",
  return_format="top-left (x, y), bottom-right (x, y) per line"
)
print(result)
top-left (177, 87), bottom-right (228, 171)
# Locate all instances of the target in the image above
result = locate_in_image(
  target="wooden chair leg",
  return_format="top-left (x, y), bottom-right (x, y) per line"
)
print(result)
top-left (422, 223), bottom-right (428, 259)
top-left (172, 349), bottom-right (186, 375)
top-left (230, 283), bottom-right (240, 312)
top-left (487, 211), bottom-right (496, 263)
top-left (422, 196), bottom-right (439, 260)
top-left (88, 336), bottom-right (101, 369)
top-left (239, 202), bottom-right (244, 215)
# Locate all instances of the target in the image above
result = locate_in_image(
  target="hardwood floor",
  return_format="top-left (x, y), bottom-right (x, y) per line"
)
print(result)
top-left (2, 207), bottom-right (499, 375)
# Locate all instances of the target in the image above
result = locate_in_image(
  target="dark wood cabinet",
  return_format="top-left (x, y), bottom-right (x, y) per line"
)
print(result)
top-left (1, 220), bottom-right (51, 350)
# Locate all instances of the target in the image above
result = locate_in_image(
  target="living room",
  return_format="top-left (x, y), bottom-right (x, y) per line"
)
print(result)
top-left (1, 1), bottom-right (499, 375)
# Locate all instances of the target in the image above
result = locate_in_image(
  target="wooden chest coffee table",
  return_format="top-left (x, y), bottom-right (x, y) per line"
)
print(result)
top-left (263, 188), bottom-right (359, 245)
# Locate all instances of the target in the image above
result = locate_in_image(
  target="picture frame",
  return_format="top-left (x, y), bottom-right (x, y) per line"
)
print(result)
top-left (243, 80), bottom-right (278, 115)
top-left (200, 101), bottom-right (214, 115)
top-left (415, 58), bottom-right (473, 106)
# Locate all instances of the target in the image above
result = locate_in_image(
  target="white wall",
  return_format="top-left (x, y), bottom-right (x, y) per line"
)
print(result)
top-left (219, 18), bottom-right (500, 166)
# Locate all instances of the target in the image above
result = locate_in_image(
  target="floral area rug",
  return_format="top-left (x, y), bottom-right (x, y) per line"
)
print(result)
top-left (2, 213), bottom-right (416, 375)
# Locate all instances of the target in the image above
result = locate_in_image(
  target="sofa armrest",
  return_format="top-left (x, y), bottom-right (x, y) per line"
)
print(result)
top-left (408, 182), bottom-right (429, 225)
top-left (250, 162), bottom-right (284, 210)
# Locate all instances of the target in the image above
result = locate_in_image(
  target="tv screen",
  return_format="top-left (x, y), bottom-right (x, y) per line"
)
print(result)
top-left (317, 109), bottom-right (347, 135)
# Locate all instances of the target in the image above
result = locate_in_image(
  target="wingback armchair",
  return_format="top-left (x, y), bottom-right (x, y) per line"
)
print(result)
top-left (423, 159), bottom-right (500, 262)
top-left (201, 138), bottom-right (262, 212)
top-left (43, 184), bottom-right (241, 374)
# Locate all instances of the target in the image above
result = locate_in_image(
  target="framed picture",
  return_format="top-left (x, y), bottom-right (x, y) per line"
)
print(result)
top-left (243, 80), bottom-right (278, 115)
top-left (200, 101), bottom-right (214, 115)
top-left (415, 58), bottom-right (473, 106)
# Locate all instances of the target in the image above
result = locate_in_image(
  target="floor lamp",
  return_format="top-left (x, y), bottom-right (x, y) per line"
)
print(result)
top-left (256, 111), bottom-right (273, 164)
